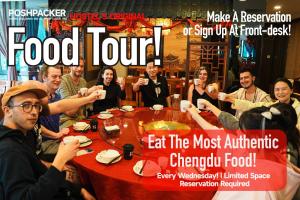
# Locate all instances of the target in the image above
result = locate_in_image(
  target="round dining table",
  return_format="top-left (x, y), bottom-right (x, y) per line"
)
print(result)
top-left (70, 107), bottom-right (221, 200)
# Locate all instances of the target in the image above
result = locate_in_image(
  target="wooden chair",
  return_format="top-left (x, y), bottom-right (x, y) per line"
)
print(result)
top-left (121, 77), bottom-right (142, 107)
top-left (293, 80), bottom-right (300, 94)
top-left (121, 91), bottom-right (143, 107)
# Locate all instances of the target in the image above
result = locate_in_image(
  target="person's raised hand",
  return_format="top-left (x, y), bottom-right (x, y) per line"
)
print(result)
top-left (52, 140), bottom-right (79, 171)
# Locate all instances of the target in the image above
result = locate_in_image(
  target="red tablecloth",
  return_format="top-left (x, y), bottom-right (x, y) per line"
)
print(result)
top-left (70, 108), bottom-right (220, 200)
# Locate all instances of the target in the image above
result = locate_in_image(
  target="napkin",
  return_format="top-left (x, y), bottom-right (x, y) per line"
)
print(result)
top-left (104, 125), bottom-right (120, 131)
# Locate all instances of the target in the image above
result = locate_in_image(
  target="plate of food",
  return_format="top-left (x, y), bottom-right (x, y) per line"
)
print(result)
top-left (63, 135), bottom-right (92, 147)
top-left (96, 149), bottom-right (122, 164)
top-left (73, 122), bottom-right (90, 131)
top-left (97, 112), bottom-right (113, 119)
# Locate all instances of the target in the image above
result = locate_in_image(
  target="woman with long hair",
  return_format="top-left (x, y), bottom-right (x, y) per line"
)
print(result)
top-left (187, 66), bottom-right (219, 108)
top-left (93, 66), bottom-right (125, 113)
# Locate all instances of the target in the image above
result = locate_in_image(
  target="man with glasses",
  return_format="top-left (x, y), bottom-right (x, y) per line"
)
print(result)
top-left (133, 59), bottom-right (171, 107)
top-left (0, 82), bottom-right (95, 199)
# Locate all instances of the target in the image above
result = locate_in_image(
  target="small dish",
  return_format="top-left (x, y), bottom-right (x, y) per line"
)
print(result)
top-left (121, 105), bottom-right (134, 112)
top-left (98, 113), bottom-right (113, 119)
top-left (63, 135), bottom-right (92, 147)
top-left (73, 124), bottom-right (90, 131)
top-left (152, 104), bottom-right (163, 111)
top-left (79, 139), bottom-right (92, 147)
top-left (133, 160), bottom-right (161, 177)
top-left (96, 149), bottom-right (121, 164)
top-left (73, 122), bottom-right (90, 131)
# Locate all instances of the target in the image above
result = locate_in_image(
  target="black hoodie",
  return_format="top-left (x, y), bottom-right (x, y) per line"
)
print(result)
top-left (0, 125), bottom-right (80, 200)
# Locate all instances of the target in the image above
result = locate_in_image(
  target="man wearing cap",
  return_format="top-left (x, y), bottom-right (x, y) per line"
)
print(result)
top-left (16, 80), bottom-right (101, 160)
top-left (0, 82), bottom-right (95, 199)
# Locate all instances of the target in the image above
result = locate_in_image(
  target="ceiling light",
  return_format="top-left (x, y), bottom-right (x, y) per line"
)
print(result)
top-left (274, 5), bottom-right (281, 10)
top-left (239, 0), bottom-right (247, 1)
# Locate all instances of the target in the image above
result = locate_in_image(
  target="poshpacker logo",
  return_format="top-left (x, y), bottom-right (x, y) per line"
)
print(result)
top-left (8, 9), bottom-right (66, 17)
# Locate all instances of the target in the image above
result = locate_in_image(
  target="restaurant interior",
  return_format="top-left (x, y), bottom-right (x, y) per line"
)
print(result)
top-left (1, 0), bottom-right (300, 200)
top-left (0, 0), bottom-right (300, 105)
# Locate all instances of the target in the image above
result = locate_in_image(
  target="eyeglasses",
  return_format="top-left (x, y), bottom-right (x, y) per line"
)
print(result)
top-left (9, 103), bottom-right (43, 113)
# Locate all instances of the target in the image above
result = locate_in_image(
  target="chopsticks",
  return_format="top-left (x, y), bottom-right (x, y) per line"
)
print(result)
top-left (119, 108), bottom-right (127, 112)
top-left (81, 125), bottom-right (90, 132)
top-left (80, 139), bottom-right (92, 145)
top-left (106, 154), bottom-right (123, 165)
top-left (139, 160), bottom-right (148, 175)
top-left (100, 112), bottom-right (111, 115)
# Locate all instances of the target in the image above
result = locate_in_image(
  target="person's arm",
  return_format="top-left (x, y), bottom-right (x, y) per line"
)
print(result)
top-left (187, 84), bottom-right (194, 103)
top-left (48, 91), bottom-right (101, 115)
top-left (41, 125), bottom-right (59, 139)
top-left (59, 78), bottom-right (80, 99)
top-left (81, 188), bottom-right (96, 200)
top-left (218, 111), bottom-right (239, 130)
top-left (206, 82), bottom-right (219, 99)
top-left (186, 104), bottom-right (220, 130)
top-left (220, 89), bottom-right (240, 103)
top-left (197, 98), bottom-right (238, 129)
top-left (52, 140), bottom-right (79, 171)
top-left (228, 89), bottom-right (239, 98)
top-left (232, 99), bottom-right (274, 112)
top-left (197, 98), bottom-right (221, 117)
top-left (133, 78), bottom-right (145, 92)
top-left (41, 126), bottom-right (69, 139)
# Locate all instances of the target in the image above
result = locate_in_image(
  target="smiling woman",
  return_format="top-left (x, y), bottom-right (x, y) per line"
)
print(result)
top-left (93, 66), bottom-right (126, 113)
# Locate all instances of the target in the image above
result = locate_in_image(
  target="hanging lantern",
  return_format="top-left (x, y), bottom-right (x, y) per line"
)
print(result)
top-left (155, 18), bottom-right (172, 35)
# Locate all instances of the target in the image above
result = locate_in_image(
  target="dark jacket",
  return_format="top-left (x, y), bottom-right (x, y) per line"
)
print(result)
top-left (0, 125), bottom-right (80, 200)
top-left (93, 81), bottom-right (126, 113)
top-left (140, 73), bottom-right (170, 107)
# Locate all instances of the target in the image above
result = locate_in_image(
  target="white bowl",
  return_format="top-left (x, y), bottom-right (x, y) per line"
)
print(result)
top-left (173, 94), bottom-right (180, 99)
top-left (153, 104), bottom-right (163, 111)
top-left (122, 105), bottom-right (133, 111)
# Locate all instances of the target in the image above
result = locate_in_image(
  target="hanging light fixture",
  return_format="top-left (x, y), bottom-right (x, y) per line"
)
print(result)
top-left (155, 18), bottom-right (172, 35)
